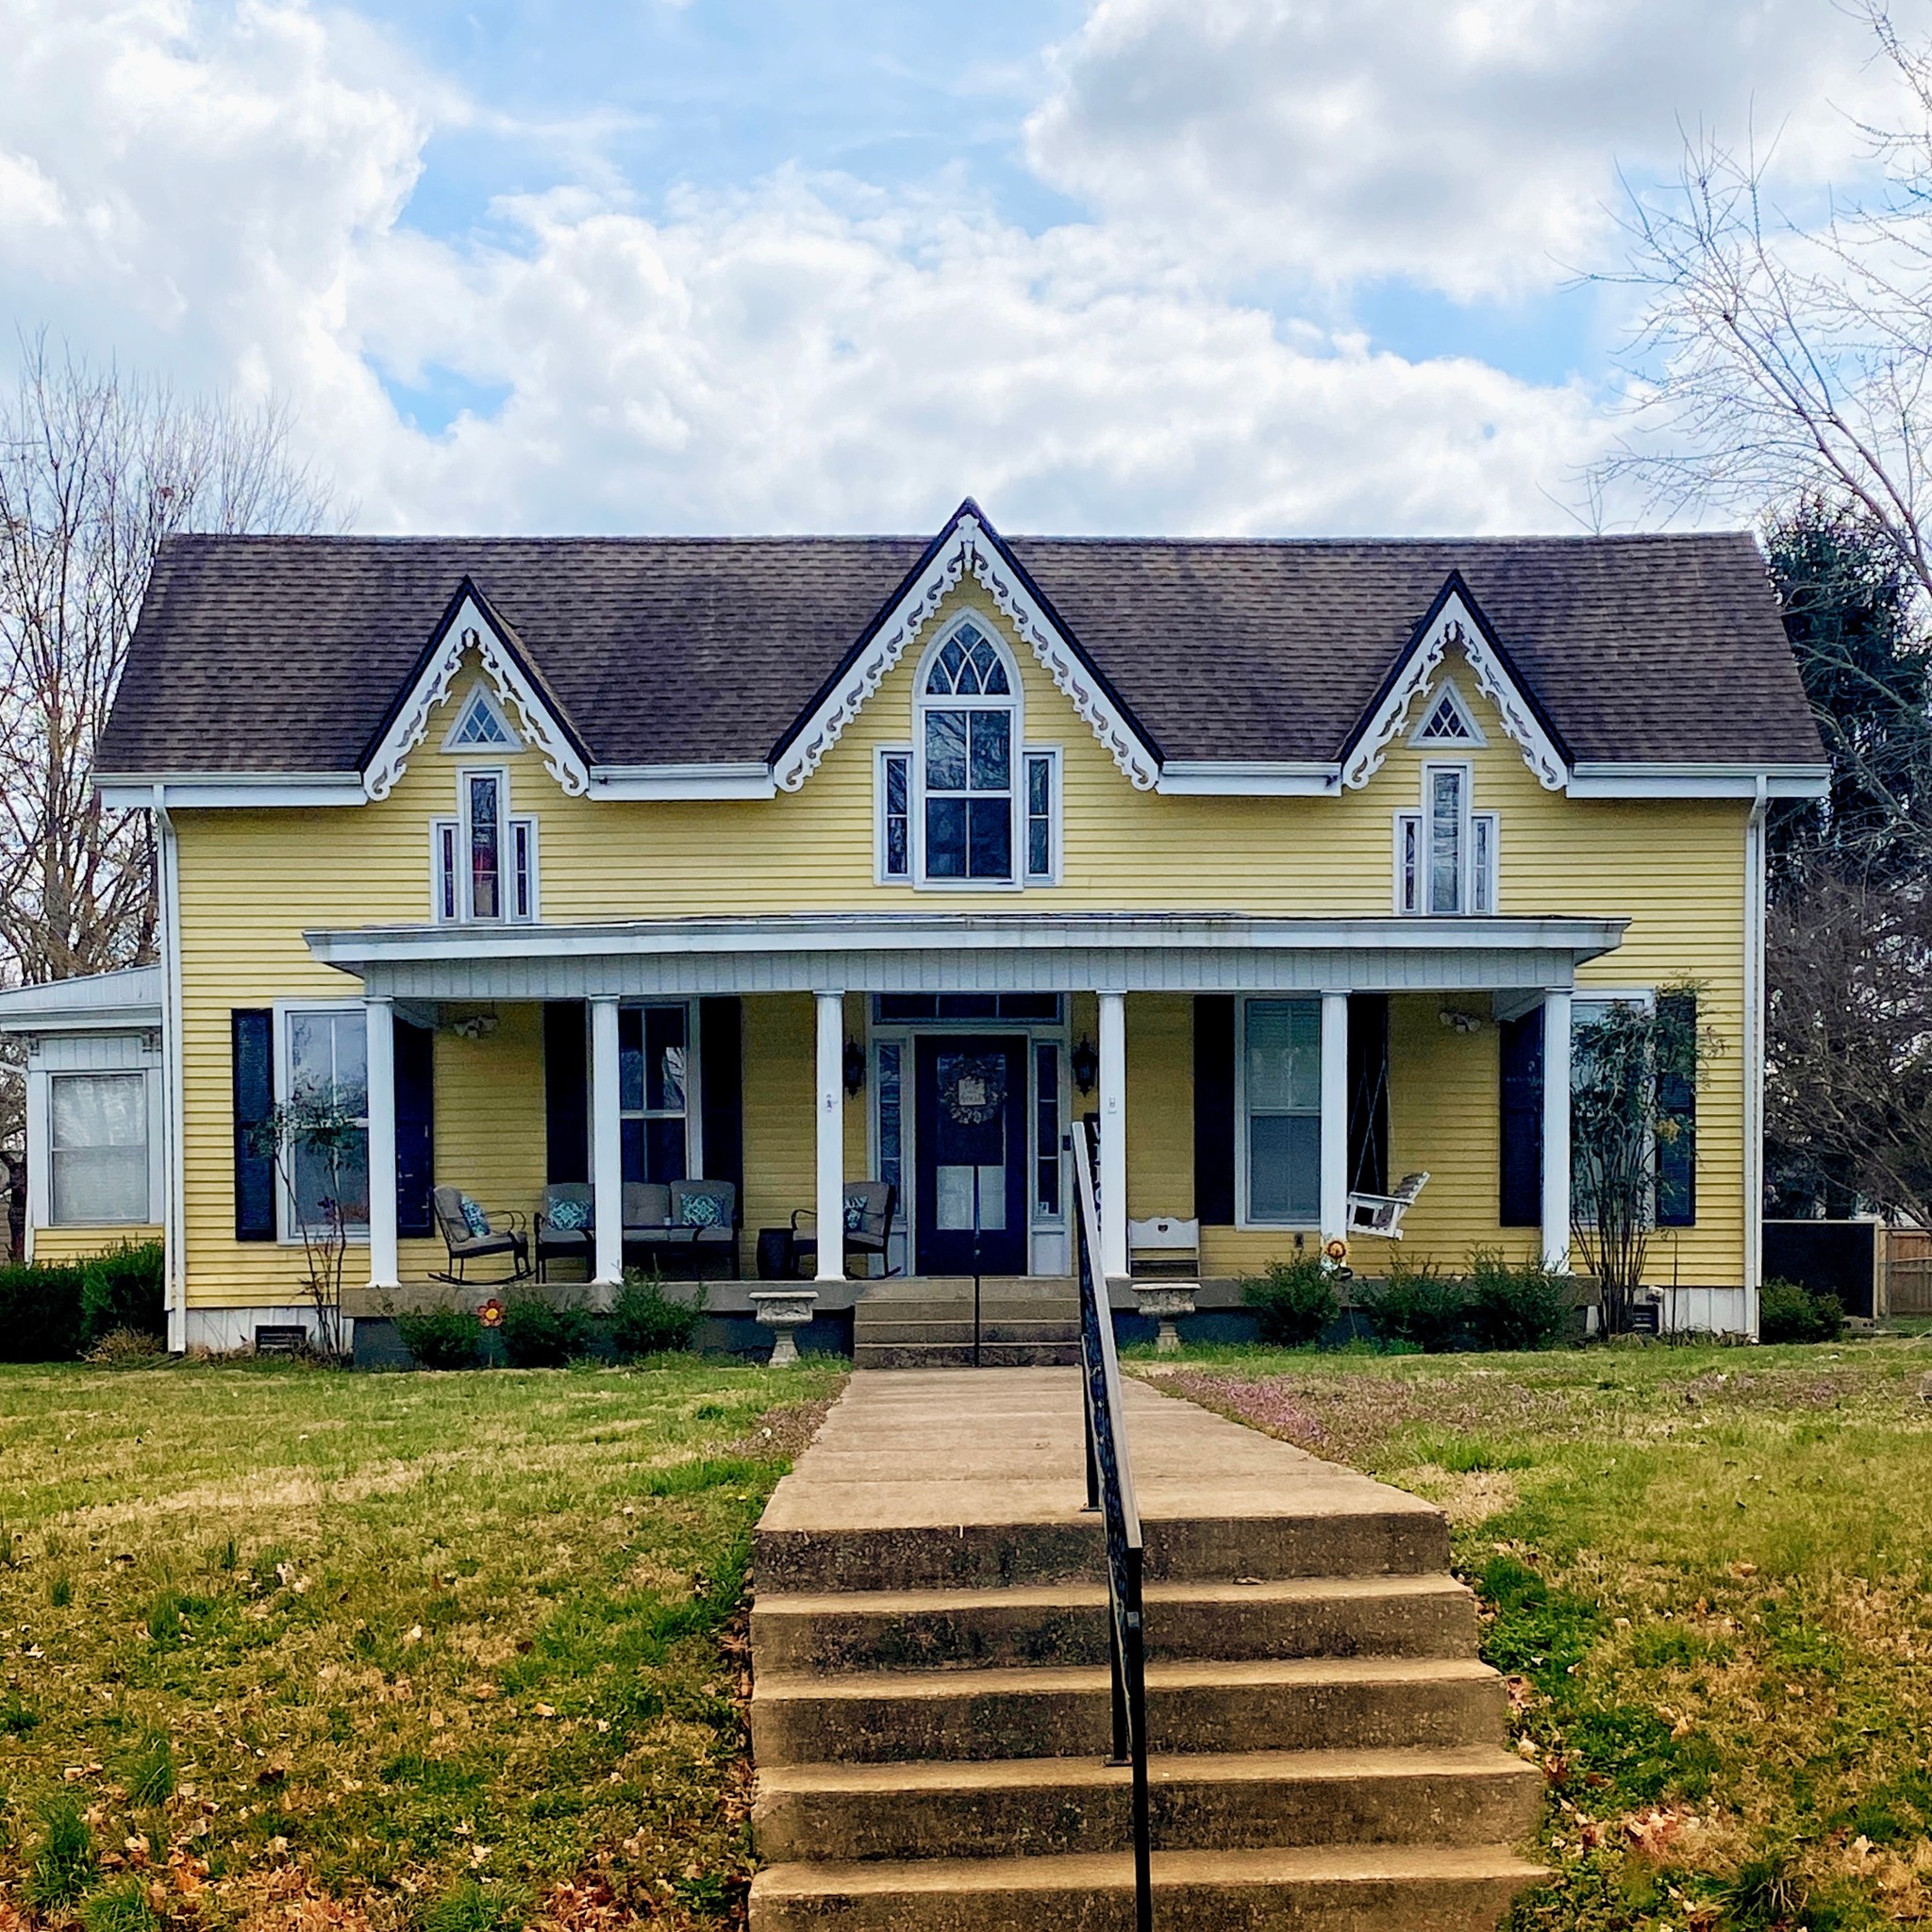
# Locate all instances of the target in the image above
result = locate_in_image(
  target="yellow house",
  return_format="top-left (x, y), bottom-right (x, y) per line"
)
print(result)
top-left (8, 501), bottom-right (1825, 1351)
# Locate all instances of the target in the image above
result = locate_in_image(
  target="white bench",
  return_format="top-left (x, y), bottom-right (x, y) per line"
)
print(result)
top-left (1128, 1214), bottom-right (1201, 1278)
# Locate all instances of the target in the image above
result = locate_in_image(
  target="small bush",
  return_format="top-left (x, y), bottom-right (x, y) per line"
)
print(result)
top-left (1362, 1258), bottom-right (1468, 1352)
top-left (611, 1270), bottom-right (705, 1358)
top-left (499, 1294), bottom-right (594, 1369)
top-left (80, 1241), bottom-right (166, 1347)
top-left (396, 1305), bottom-right (484, 1370)
top-left (26, 1793), bottom-right (97, 1907)
top-left (1760, 1277), bottom-right (1848, 1344)
top-left (1241, 1254), bottom-right (1339, 1347)
top-left (1463, 1248), bottom-right (1571, 1351)
top-left (81, 1880), bottom-right (159, 1932)
top-left (0, 1260), bottom-right (86, 1362)
top-left (122, 1728), bottom-right (176, 1807)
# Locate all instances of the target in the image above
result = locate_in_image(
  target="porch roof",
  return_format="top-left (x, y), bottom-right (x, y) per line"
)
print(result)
top-left (305, 910), bottom-right (1627, 1001)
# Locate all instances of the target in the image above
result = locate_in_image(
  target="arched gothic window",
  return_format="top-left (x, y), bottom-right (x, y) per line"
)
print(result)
top-left (918, 621), bottom-right (1018, 881)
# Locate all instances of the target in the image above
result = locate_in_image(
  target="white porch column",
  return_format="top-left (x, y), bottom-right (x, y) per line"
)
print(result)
top-left (1099, 990), bottom-right (1128, 1281)
top-left (591, 996), bottom-right (624, 1287)
top-left (1320, 991), bottom-right (1350, 1245)
top-left (1541, 991), bottom-right (1573, 1274)
top-left (815, 991), bottom-right (845, 1283)
top-left (364, 996), bottom-right (399, 1291)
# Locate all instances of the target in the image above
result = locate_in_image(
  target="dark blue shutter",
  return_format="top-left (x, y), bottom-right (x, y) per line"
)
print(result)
top-left (1193, 996), bottom-right (1236, 1225)
top-left (394, 1018), bottom-right (435, 1238)
top-left (1657, 991), bottom-right (1696, 1226)
top-left (699, 998), bottom-right (743, 1222)
top-left (232, 1009), bottom-right (275, 1241)
top-left (1499, 1009), bottom-right (1543, 1227)
top-left (1346, 995), bottom-right (1389, 1198)
top-left (543, 1002), bottom-right (589, 1184)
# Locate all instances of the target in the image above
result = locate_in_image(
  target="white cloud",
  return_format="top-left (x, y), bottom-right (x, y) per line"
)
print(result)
top-left (0, 0), bottom-right (1692, 536)
top-left (1024, 0), bottom-right (1903, 302)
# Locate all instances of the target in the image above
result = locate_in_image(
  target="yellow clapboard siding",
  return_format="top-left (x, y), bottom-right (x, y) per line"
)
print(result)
top-left (168, 585), bottom-right (1753, 1304)
top-left (30, 1226), bottom-right (163, 1268)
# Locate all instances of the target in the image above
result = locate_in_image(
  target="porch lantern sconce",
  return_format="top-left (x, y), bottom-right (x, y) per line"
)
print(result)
top-left (1071, 1036), bottom-right (1098, 1095)
top-left (842, 1038), bottom-right (867, 1096)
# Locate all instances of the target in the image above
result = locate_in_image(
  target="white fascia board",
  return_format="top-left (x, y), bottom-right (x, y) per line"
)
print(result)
top-left (94, 774), bottom-right (367, 810)
top-left (364, 592), bottom-right (591, 802)
top-left (587, 763), bottom-right (776, 801)
top-left (774, 510), bottom-right (1161, 793)
top-left (1156, 761), bottom-right (1341, 796)
top-left (0, 965), bottom-right (164, 1033)
top-left (1566, 762), bottom-right (1831, 800)
top-left (307, 910), bottom-right (1630, 970)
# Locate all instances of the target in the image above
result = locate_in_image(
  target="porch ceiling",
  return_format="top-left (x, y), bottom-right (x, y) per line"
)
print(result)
top-left (305, 909), bottom-right (1627, 1001)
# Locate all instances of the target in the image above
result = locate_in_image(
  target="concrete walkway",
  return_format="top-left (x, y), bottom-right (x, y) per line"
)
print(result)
top-left (748, 1368), bottom-right (1543, 1931)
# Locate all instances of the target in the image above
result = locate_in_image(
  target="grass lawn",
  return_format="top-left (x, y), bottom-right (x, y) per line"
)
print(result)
top-left (1137, 1337), bottom-right (1932, 1932)
top-left (0, 1354), bottom-right (845, 1932)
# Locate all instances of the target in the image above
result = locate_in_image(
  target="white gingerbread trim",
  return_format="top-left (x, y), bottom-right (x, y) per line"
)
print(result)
top-left (364, 593), bottom-right (590, 801)
top-left (1341, 590), bottom-right (1566, 791)
top-left (773, 510), bottom-right (1161, 792)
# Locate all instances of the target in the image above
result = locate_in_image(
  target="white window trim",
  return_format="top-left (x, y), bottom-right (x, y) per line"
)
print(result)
top-left (911, 617), bottom-right (1026, 893)
top-left (1023, 745), bottom-right (1062, 886)
top-left (439, 679), bottom-right (525, 754)
top-left (436, 767), bottom-right (537, 924)
top-left (619, 999), bottom-right (705, 1182)
top-left (273, 999), bottom-right (372, 1247)
top-left (42, 1067), bottom-right (158, 1228)
top-left (1396, 761), bottom-right (1498, 917)
top-left (1408, 675), bottom-right (1488, 749)
top-left (875, 744), bottom-right (912, 885)
top-left (1473, 809), bottom-right (1499, 915)
top-left (1234, 993), bottom-right (1324, 1232)
top-left (510, 813), bottom-right (540, 923)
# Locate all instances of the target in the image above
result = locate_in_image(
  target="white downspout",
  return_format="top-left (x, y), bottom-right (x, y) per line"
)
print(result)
top-left (153, 786), bottom-right (188, 1352)
top-left (1743, 774), bottom-right (1769, 1339)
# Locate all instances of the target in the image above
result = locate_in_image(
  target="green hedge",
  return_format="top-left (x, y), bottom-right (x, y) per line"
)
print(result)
top-left (0, 1241), bottom-right (165, 1362)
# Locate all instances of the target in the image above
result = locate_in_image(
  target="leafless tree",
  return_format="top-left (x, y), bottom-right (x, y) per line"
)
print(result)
top-left (0, 333), bottom-right (333, 991)
top-left (1767, 861), bottom-right (1932, 1231)
top-left (1598, 5), bottom-right (1932, 602)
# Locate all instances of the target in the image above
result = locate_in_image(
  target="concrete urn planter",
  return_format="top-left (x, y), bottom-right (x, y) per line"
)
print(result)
top-left (1133, 1281), bottom-right (1197, 1355)
top-left (751, 1287), bottom-right (819, 1366)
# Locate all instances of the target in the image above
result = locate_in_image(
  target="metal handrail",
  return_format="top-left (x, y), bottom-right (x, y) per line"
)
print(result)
top-left (1072, 1120), bottom-right (1152, 1932)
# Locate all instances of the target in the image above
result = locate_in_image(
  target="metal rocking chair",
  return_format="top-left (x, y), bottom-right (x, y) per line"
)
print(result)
top-left (430, 1185), bottom-right (531, 1284)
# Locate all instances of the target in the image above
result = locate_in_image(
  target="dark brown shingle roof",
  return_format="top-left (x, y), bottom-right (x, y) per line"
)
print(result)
top-left (95, 525), bottom-right (1824, 775)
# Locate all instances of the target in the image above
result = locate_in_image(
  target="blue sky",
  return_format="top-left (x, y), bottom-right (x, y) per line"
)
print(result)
top-left (0, 0), bottom-right (1901, 535)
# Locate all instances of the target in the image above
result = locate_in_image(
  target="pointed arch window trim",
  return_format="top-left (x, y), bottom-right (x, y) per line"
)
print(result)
top-left (1407, 677), bottom-right (1487, 749)
top-left (912, 618), bottom-right (1024, 890)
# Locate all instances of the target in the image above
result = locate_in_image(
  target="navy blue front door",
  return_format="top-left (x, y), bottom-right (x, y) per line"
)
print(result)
top-left (914, 1036), bottom-right (1028, 1276)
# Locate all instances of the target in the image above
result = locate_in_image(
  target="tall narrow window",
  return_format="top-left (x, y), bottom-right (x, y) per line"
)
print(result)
top-left (1427, 766), bottom-right (1463, 914)
top-left (875, 1041), bottom-right (903, 1195)
top-left (1024, 751), bottom-right (1056, 881)
top-left (1243, 998), bottom-right (1322, 1224)
top-left (879, 750), bottom-right (910, 879)
top-left (1396, 814), bottom-right (1421, 914)
top-left (467, 772), bottom-right (501, 919)
top-left (511, 818), bottom-right (537, 921)
top-left (1473, 813), bottom-right (1497, 915)
top-left (919, 622), bottom-right (1016, 883)
top-left (49, 1073), bottom-right (149, 1224)
top-left (285, 1008), bottom-right (370, 1234)
top-left (436, 821), bottom-right (458, 922)
top-left (1035, 1041), bottom-right (1061, 1219)
top-left (1398, 766), bottom-right (1492, 915)
top-left (619, 1004), bottom-right (691, 1183)
top-left (438, 774), bottom-right (535, 922)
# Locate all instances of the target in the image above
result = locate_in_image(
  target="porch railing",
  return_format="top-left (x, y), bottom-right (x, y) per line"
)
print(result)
top-left (1072, 1119), bottom-right (1152, 1931)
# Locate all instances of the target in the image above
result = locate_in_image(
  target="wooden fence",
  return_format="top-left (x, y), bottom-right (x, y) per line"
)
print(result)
top-left (1883, 1226), bottom-right (1932, 1316)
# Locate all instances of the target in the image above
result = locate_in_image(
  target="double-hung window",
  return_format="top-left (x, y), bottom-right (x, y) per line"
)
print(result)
top-left (435, 769), bottom-right (537, 923)
top-left (1396, 764), bottom-right (1497, 915)
top-left (1242, 998), bottom-right (1322, 1224)
top-left (283, 1007), bottom-right (370, 1236)
top-left (48, 1074), bottom-right (150, 1224)
top-left (619, 1003), bottom-right (692, 1183)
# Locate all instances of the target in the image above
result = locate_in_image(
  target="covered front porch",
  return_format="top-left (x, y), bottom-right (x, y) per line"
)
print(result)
top-left (308, 911), bottom-right (1624, 1324)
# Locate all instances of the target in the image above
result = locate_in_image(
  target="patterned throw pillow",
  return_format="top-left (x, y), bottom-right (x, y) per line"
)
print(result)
top-left (459, 1195), bottom-right (490, 1238)
top-left (549, 1197), bottom-right (591, 1232)
top-left (679, 1190), bottom-right (724, 1228)
top-left (843, 1195), bottom-right (867, 1233)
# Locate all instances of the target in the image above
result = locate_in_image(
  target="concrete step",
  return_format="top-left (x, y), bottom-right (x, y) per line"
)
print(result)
top-left (748, 1843), bottom-right (1547, 1932)
top-left (755, 1505), bottom-right (1448, 1594)
top-left (750, 1656), bottom-right (1507, 1767)
top-left (751, 1574), bottom-right (1480, 1674)
top-left (858, 1277), bottom-right (1075, 1303)
top-left (854, 1317), bottom-right (1082, 1345)
top-left (854, 1342), bottom-right (1082, 1370)
top-left (754, 1744), bottom-right (1545, 1863)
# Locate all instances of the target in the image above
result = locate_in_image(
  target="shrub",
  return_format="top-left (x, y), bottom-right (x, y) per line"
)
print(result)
top-left (1241, 1254), bottom-right (1339, 1347)
top-left (499, 1294), bottom-right (594, 1368)
top-left (26, 1793), bottom-right (97, 1907)
top-left (79, 1241), bottom-right (165, 1346)
top-left (1759, 1277), bottom-right (1848, 1344)
top-left (611, 1270), bottom-right (705, 1358)
top-left (1362, 1258), bottom-right (1468, 1353)
top-left (1463, 1248), bottom-right (1572, 1351)
top-left (0, 1260), bottom-right (86, 1362)
top-left (396, 1305), bottom-right (483, 1370)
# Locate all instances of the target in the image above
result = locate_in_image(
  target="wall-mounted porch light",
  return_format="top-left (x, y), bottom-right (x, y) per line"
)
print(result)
top-left (1071, 1035), bottom-right (1098, 1095)
top-left (842, 1037), bottom-right (867, 1095)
